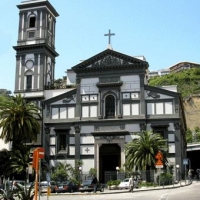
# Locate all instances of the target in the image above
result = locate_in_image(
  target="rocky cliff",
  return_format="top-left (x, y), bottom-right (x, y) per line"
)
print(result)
top-left (183, 95), bottom-right (200, 130)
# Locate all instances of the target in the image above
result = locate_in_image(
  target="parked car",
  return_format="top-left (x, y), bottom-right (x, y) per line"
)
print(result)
top-left (79, 179), bottom-right (104, 193)
top-left (118, 178), bottom-right (129, 189)
top-left (40, 181), bottom-right (57, 193)
top-left (118, 178), bottom-right (139, 189)
top-left (55, 181), bottom-right (79, 193)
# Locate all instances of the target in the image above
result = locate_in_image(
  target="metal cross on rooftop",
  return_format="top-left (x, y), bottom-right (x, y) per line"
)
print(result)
top-left (104, 29), bottom-right (115, 45)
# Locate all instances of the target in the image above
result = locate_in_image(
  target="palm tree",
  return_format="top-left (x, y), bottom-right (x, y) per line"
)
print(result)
top-left (51, 162), bottom-right (71, 182)
top-left (0, 149), bottom-right (11, 178)
top-left (3, 145), bottom-right (31, 178)
top-left (125, 131), bottom-right (168, 171)
top-left (0, 94), bottom-right (41, 147)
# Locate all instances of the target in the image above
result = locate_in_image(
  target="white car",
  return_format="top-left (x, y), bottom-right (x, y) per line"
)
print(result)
top-left (118, 178), bottom-right (129, 189)
top-left (118, 178), bottom-right (139, 189)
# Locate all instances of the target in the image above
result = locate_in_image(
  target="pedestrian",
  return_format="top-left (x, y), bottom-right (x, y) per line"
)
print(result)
top-left (91, 175), bottom-right (98, 193)
top-left (188, 169), bottom-right (192, 182)
top-left (129, 176), bottom-right (134, 192)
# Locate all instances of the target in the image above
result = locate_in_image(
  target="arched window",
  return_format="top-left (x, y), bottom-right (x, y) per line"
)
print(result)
top-left (105, 95), bottom-right (115, 118)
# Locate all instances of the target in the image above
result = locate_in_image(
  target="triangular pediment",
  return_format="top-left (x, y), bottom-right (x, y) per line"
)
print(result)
top-left (144, 85), bottom-right (180, 98)
top-left (72, 49), bottom-right (148, 72)
top-left (44, 89), bottom-right (76, 105)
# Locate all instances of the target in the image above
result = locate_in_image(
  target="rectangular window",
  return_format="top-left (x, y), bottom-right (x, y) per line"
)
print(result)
top-left (82, 94), bottom-right (98, 102)
top-left (123, 104), bottom-right (130, 116)
top-left (168, 134), bottom-right (175, 142)
top-left (28, 31), bottom-right (35, 38)
top-left (82, 106), bottom-right (89, 117)
top-left (122, 92), bottom-right (139, 99)
top-left (52, 108), bottom-right (59, 119)
top-left (156, 103), bottom-right (163, 114)
top-left (82, 105), bottom-right (97, 118)
top-left (29, 16), bottom-right (36, 28)
top-left (26, 75), bottom-right (32, 90)
top-left (90, 105), bottom-right (97, 117)
top-left (90, 95), bottom-right (98, 101)
top-left (68, 107), bottom-right (75, 118)
top-left (60, 107), bottom-right (67, 119)
top-left (123, 93), bottom-right (130, 99)
top-left (147, 103), bottom-right (155, 115)
top-left (57, 132), bottom-right (69, 154)
top-left (131, 93), bottom-right (139, 99)
top-left (168, 143), bottom-right (175, 153)
top-left (59, 134), bottom-right (66, 151)
top-left (147, 102), bottom-right (173, 115)
top-left (165, 102), bottom-right (173, 114)
top-left (123, 103), bottom-right (139, 116)
top-left (82, 95), bottom-right (89, 101)
top-left (132, 104), bottom-right (139, 115)
top-left (51, 107), bottom-right (75, 119)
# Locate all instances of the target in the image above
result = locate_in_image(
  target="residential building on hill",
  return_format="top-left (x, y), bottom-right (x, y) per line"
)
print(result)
top-left (148, 61), bottom-right (200, 79)
top-left (10, 0), bottom-right (187, 183)
top-left (148, 69), bottom-right (170, 79)
top-left (169, 61), bottom-right (200, 73)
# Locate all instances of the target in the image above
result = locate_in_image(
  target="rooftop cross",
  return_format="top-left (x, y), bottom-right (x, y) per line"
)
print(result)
top-left (104, 29), bottom-right (115, 45)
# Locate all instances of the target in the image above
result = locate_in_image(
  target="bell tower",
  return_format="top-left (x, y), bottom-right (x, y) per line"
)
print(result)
top-left (13, 0), bottom-right (59, 97)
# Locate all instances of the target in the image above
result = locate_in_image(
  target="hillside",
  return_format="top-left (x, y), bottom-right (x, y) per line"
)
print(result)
top-left (149, 68), bottom-right (200, 130)
top-left (149, 68), bottom-right (200, 98)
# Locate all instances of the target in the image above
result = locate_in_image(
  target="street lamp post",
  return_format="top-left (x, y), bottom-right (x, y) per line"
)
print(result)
top-left (176, 164), bottom-right (180, 185)
top-left (116, 166), bottom-right (120, 180)
top-left (79, 166), bottom-right (82, 183)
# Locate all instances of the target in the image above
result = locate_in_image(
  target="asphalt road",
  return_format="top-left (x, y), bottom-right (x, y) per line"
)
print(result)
top-left (38, 181), bottom-right (200, 200)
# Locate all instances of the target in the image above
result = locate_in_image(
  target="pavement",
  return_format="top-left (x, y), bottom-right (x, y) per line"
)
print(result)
top-left (101, 180), bottom-right (192, 195)
top-left (47, 180), bottom-right (193, 195)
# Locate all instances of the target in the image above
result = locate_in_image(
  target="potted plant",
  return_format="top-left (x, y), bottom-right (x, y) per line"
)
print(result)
top-left (107, 180), bottom-right (120, 190)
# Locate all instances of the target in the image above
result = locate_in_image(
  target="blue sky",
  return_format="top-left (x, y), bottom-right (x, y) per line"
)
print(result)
top-left (1, 0), bottom-right (200, 93)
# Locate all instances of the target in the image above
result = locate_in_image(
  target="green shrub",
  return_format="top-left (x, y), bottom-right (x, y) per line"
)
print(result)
top-left (157, 172), bottom-right (173, 185)
top-left (140, 182), bottom-right (156, 187)
top-left (107, 180), bottom-right (120, 186)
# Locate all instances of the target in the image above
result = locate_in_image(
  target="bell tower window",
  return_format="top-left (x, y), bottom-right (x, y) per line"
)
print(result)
top-left (105, 95), bottom-right (115, 118)
top-left (26, 75), bottom-right (32, 91)
top-left (48, 14), bottom-right (52, 31)
top-left (29, 16), bottom-right (36, 28)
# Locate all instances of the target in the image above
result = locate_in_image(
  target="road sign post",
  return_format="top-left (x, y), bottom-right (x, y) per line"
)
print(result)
top-left (183, 158), bottom-right (188, 185)
top-left (155, 151), bottom-right (164, 187)
top-left (33, 148), bottom-right (45, 200)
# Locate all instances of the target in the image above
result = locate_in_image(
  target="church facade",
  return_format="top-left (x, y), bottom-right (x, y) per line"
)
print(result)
top-left (13, 0), bottom-right (187, 183)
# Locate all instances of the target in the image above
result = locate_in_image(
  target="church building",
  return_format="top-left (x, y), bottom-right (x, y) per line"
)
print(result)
top-left (13, 0), bottom-right (187, 183)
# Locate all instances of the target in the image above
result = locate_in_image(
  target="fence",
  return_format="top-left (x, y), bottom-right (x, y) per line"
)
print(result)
top-left (79, 169), bottom-right (178, 185)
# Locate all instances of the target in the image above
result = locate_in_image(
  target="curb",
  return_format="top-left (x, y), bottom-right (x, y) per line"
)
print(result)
top-left (45, 181), bottom-right (192, 196)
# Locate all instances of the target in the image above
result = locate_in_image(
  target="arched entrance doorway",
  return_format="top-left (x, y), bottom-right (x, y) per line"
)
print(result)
top-left (99, 144), bottom-right (121, 183)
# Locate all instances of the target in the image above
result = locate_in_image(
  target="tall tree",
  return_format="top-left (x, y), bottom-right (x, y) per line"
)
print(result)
top-left (0, 149), bottom-right (11, 178)
top-left (3, 145), bottom-right (31, 178)
top-left (0, 94), bottom-right (41, 146)
top-left (125, 131), bottom-right (168, 171)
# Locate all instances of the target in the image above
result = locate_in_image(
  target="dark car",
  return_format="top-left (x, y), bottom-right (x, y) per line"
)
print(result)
top-left (55, 181), bottom-right (79, 193)
top-left (79, 179), bottom-right (104, 193)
